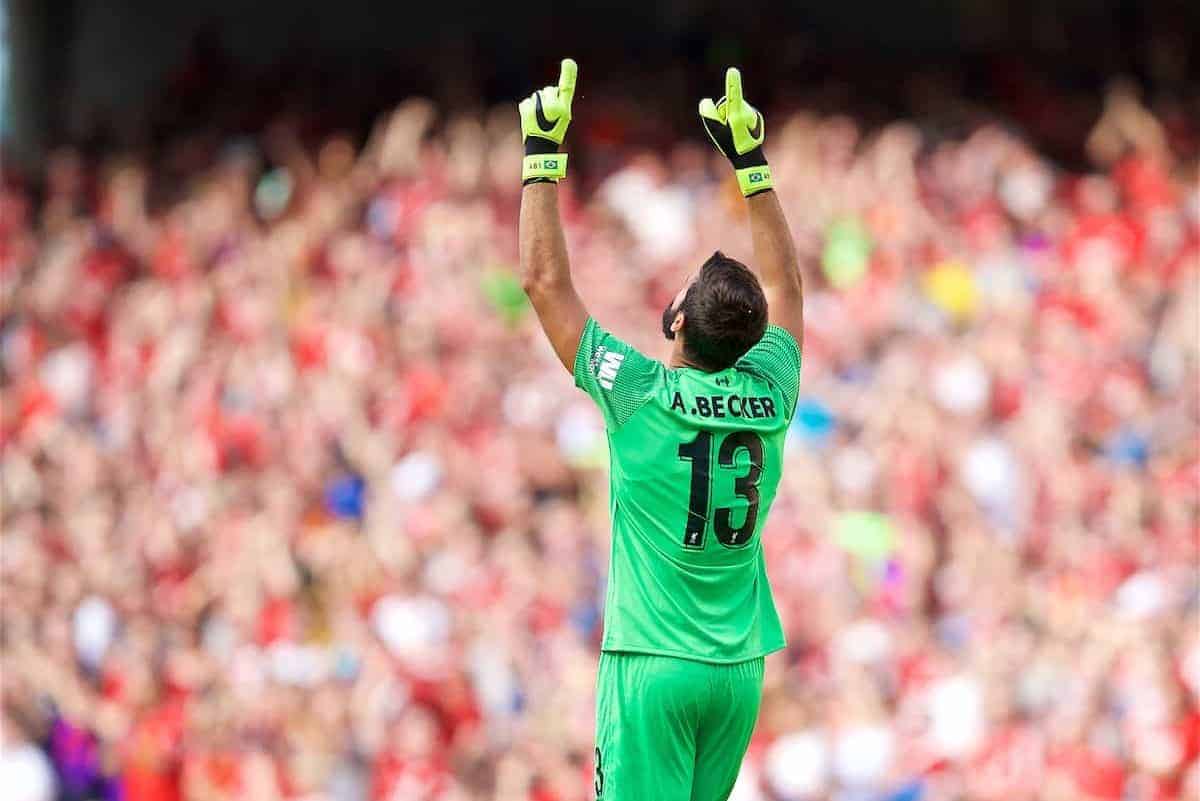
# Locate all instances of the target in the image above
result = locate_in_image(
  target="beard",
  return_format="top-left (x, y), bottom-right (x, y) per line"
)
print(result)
top-left (661, 301), bottom-right (678, 340)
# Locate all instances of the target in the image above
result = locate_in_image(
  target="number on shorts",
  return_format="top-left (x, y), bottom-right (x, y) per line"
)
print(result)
top-left (594, 746), bottom-right (604, 796)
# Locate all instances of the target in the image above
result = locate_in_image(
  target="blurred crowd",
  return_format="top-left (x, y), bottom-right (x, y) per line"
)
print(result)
top-left (1, 77), bottom-right (1198, 801)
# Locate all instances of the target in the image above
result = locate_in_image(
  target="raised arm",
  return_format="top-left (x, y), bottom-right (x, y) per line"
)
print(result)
top-left (517, 58), bottom-right (588, 371)
top-left (699, 68), bottom-right (803, 347)
top-left (746, 190), bottom-right (803, 345)
top-left (520, 183), bottom-right (587, 370)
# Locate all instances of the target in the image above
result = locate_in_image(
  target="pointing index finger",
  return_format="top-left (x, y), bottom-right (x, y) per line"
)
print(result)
top-left (725, 67), bottom-right (743, 110)
top-left (558, 58), bottom-right (578, 104)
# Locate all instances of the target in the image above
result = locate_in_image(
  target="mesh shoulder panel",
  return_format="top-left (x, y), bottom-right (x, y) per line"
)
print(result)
top-left (573, 317), bottom-right (663, 429)
top-left (735, 325), bottom-right (802, 419)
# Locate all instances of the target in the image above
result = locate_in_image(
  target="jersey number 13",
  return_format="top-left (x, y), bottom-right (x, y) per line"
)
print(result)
top-left (677, 431), bottom-right (764, 549)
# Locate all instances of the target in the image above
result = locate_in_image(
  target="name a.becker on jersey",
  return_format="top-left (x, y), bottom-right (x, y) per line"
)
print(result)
top-left (668, 391), bottom-right (777, 419)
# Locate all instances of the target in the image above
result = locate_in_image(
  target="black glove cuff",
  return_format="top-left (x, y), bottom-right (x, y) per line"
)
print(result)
top-left (524, 136), bottom-right (560, 157)
top-left (730, 146), bottom-right (767, 171)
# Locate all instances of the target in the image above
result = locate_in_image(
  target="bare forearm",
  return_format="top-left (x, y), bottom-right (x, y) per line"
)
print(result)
top-left (746, 190), bottom-right (800, 292)
top-left (519, 182), bottom-right (588, 369)
top-left (746, 190), bottom-right (803, 335)
top-left (519, 182), bottom-right (571, 295)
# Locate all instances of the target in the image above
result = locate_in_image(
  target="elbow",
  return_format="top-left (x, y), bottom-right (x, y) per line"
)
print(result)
top-left (519, 269), bottom-right (539, 293)
top-left (787, 265), bottom-right (803, 292)
top-left (782, 257), bottom-right (803, 291)
top-left (518, 245), bottom-right (549, 297)
top-left (520, 272), bottom-right (543, 299)
top-left (520, 269), bottom-right (559, 301)
top-left (772, 267), bottom-right (803, 296)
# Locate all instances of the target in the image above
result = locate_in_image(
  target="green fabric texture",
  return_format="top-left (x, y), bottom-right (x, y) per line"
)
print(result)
top-left (573, 317), bottom-right (801, 663)
top-left (734, 325), bottom-right (802, 418)
top-left (594, 652), bottom-right (764, 800)
top-left (572, 319), bottom-right (663, 429)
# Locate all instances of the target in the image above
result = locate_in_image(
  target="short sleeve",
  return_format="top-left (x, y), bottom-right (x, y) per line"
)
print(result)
top-left (735, 325), bottom-right (803, 419)
top-left (573, 317), bottom-right (663, 429)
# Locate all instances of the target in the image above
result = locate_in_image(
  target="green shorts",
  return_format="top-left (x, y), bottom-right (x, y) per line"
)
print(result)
top-left (593, 651), bottom-right (764, 801)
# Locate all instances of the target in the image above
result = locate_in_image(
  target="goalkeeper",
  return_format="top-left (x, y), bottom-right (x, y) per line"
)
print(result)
top-left (518, 60), bottom-right (803, 801)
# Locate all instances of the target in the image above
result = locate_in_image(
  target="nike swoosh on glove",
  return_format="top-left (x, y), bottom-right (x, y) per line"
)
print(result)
top-left (518, 59), bottom-right (578, 183)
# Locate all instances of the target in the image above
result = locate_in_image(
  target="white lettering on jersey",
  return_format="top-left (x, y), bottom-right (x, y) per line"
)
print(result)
top-left (597, 351), bottom-right (625, 390)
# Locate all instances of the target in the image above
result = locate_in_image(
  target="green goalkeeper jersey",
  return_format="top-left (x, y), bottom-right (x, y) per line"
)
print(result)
top-left (574, 317), bottom-right (801, 663)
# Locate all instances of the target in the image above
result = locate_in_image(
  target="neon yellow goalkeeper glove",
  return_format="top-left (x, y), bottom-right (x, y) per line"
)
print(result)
top-left (518, 58), bottom-right (577, 185)
top-left (699, 67), bottom-right (773, 196)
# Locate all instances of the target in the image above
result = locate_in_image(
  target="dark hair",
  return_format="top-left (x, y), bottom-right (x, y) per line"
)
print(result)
top-left (664, 251), bottom-right (767, 370)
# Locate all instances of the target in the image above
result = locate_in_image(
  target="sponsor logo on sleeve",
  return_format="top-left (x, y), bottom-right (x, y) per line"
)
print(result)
top-left (596, 350), bottom-right (625, 390)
